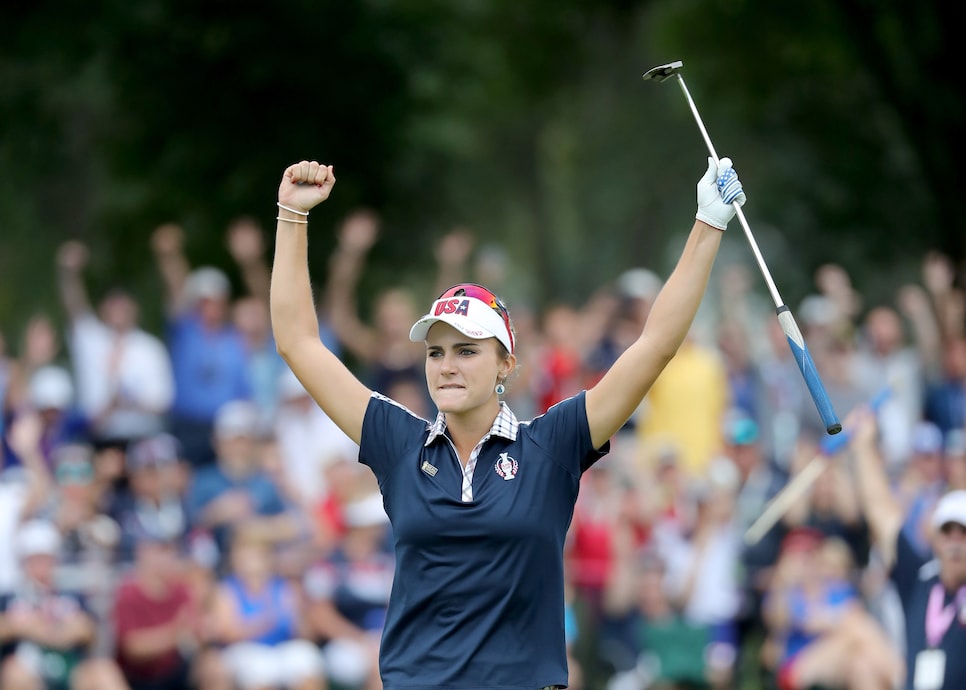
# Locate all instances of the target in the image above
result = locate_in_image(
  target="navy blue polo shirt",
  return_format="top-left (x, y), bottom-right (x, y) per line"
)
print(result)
top-left (890, 531), bottom-right (966, 690)
top-left (360, 391), bottom-right (608, 690)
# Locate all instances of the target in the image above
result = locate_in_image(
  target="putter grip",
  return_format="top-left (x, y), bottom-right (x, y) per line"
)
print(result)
top-left (819, 387), bottom-right (892, 455)
top-left (776, 307), bottom-right (842, 435)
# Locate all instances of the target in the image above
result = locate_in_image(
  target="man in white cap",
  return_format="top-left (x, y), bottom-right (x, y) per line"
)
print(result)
top-left (150, 223), bottom-right (251, 468)
top-left (850, 408), bottom-right (966, 690)
top-left (0, 520), bottom-right (129, 690)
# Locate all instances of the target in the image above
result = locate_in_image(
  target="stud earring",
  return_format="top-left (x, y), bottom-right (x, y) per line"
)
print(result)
top-left (495, 381), bottom-right (506, 396)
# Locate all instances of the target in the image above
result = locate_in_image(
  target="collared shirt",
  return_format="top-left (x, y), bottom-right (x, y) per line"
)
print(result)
top-left (425, 402), bottom-right (519, 502)
top-left (360, 391), bottom-right (608, 690)
top-left (891, 531), bottom-right (966, 690)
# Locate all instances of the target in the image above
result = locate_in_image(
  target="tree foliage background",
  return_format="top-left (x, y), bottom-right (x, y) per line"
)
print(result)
top-left (1, 0), bottom-right (962, 336)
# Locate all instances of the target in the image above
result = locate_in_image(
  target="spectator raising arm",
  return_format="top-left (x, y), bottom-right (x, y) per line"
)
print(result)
top-left (150, 223), bottom-right (192, 316)
top-left (5, 412), bottom-right (53, 518)
top-left (848, 406), bottom-right (904, 569)
top-left (226, 216), bottom-right (271, 301)
top-left (322, 208), bottom-right (382, 365)
top-left (56, 241), bottom-right (94, 320)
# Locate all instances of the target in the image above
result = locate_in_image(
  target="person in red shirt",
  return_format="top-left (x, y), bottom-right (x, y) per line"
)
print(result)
top-left (113, 527), bottom-right (214, 690)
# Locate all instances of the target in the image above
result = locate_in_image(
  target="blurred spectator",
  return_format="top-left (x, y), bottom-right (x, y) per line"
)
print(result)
top-left (31, 443), bottom-right (121, 599)
top-left (305, 492), bottom-right (393, 690)
top-left (897, 421), bottom-right (948, 557)
top-left (716, 319), bottom-right (761, 422)
top-left (658, 459), bottom-right (741, 685)
top-left (0, 519), bottom-right (129, 690)
top-left (0, 414), bottom-right (52, 594)
top-left (113, 526), bottom-right (199, 690)
top-left (813, 263), bottom-right (862, 339)
top-left (763, 529), bottom-right (902, 690)
top-left (227, 214), bottom-right (345, 431)
top-left (111, 434), bottom-right (188, 566)
top-left (430, 226), bottom-right (476, 298)
top-left (896, 282), bottom-right (943, 384)
top-left (584, 270), bottom-right (657, 399)
top-left (639, 444), bottom-right (694, 540)
top-left (56, 240), bottom-right (174, 445)
top-left (568, 463), bottom-right (646, 686)
top-left (783, 436), bottom-right (867, 566)
top-left (533, 303), bottom-right (585, 414)
top-left (850, 406), bottom-right (966, 690)
top-left (3, 365), bottom-right (87, 470)
top-left (605, 549), bottom-right (721, 690)
top-left (150, 223), bottom-right (250, 468)
top-left (185, 400), bottom-right (300, 561)
top-left (323, 210), bottom-right (426, 404)
top-left (920, 250), bottom-right (966, 343)
top-left (853, 306), bottom-right (923, 470)
top-left (310, 456), bottom-right (380, 557)
top-left (924, 336), bottom-right (966, 435)
top-left (0, 328), bottom-right (11, 435)
top-left (208, 529), bottom-right (325, 690)
top-left (2, 314), bottom-right (64, 413)
top-left (225, 217), bottom-right (272, 311)
top-left (635, 331), bottom-right (728, 478)
top-left (947, 428), bottom-right (966, 490)
top-left (274, 369), bottom-right (359, 509)
top-left (232, 296), bottom-right (284, 430)
top-left (757, 318), bottom-right (811, 470)
top-left (722, 413), bottom-right (790, 652)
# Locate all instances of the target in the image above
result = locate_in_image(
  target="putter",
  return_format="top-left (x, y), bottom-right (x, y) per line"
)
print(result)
top-left (643, 60), bottom-right (842, 435)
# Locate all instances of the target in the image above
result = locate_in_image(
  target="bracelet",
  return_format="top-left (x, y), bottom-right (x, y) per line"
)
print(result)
top-left (276, 216), bottom-right (308, 224)
top-left (277, 202), bottom-right (309, 216)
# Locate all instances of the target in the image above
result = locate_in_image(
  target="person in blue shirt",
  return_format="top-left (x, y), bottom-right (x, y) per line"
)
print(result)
top-left (151, 223), bottom-right (252, 468)
top-left (269, 157), bottom-right (745, 689)
top-left (185, 400), bottom-right (301, 563)
top-left (849, 406), bottom-right (966, 690)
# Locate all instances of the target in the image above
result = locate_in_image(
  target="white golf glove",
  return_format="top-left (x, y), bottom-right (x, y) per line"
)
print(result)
top-left (695, 156), bottom-right (746, 230)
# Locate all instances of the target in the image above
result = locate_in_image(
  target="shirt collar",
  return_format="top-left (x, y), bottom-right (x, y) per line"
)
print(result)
top-left (426, 402), bottom-right (519, 446)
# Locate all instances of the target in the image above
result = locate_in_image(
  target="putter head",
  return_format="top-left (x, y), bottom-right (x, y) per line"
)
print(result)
top-left (642, 60), bottom-right (683, 83)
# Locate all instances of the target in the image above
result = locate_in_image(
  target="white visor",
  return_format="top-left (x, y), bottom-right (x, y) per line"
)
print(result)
top-left (409, 296), bottom-right (513, 353)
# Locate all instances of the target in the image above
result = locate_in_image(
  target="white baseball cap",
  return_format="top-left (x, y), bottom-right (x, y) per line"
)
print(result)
top-left (214, 399), bottom-right (259, 439)
top-left (931, 490), bottom-right (966, 530)
top-left (409, 284), bottom-right (514, 354)
top-left (28, 365), bottom-right (74, 410)
top-left (184, 266), bottom-right (230, 303)
top-left (16, 519), bottom-right (62, 559)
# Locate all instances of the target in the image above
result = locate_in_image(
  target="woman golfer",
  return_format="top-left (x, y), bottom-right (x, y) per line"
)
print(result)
top-left (270, 157), bottom-right (745, 689)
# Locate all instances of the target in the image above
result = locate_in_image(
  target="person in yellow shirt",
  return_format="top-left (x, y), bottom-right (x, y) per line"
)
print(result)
top-left (636, 332), bottom-right (729, 477)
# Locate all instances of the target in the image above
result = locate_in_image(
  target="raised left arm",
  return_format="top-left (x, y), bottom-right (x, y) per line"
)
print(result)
top-left (586, 157), bottom-right (741, 448)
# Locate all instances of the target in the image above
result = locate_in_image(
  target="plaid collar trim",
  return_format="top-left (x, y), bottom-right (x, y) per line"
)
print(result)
top-left (426, 402), bottom-right (519, 446)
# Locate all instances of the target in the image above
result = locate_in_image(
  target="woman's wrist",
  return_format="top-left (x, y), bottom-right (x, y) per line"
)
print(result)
top-left (277, 201), bottom-right (309, 224)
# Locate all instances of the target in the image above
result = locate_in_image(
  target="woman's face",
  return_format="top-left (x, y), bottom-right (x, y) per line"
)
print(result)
top-left (424, 322), bottom-right (512, 415)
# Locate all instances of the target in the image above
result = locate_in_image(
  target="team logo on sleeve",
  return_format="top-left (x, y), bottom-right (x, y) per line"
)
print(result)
top-left (494, 452), bottom-right (518, 480)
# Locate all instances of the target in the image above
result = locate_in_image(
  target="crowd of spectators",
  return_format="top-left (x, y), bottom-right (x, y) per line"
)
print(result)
top-left (2, 208), bottom-right (965, 690)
